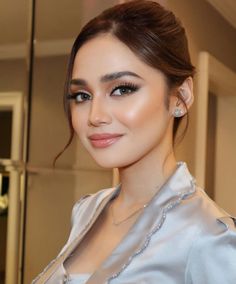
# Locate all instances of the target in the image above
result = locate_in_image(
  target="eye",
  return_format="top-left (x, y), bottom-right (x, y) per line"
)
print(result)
top-left (111, 83), bottom-right (139, 96)
top-left (67, 92), bottom-right (92, 103)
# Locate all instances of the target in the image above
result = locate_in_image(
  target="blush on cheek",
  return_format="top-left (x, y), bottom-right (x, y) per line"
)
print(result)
top-left (116, 97), bottom-right (164, 129)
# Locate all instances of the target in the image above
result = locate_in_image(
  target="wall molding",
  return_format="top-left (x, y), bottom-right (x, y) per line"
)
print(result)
top-left (206, 0), bottom-right (236, 29)
top-left (0, 38), bottom-right (74, 60)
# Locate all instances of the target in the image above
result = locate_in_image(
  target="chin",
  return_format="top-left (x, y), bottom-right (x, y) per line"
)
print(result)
top-left (89, 150), bottom-right (141, 170)
top-left (91, 157), bottom-right (123, 169)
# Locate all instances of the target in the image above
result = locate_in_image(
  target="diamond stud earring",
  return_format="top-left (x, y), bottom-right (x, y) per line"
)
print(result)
top-left (173, 108), bottom-right (184, 118)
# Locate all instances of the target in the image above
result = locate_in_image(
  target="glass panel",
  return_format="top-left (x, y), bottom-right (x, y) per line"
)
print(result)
top-left (24, 1), bottom-right (117, 282)
top-left (0, 0), bottom-right (29, 283)
top-left (215, 95), bottom-right (236, 216)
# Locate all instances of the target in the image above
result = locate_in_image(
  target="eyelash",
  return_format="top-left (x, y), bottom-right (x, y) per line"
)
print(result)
top-left (67, 82), bottom-right (140, 103)
top-left (111, 82), bottom-right (140, 96)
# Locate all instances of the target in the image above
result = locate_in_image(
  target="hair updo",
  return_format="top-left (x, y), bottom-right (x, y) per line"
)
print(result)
top-left (55, 0), bottom-right (195, 164)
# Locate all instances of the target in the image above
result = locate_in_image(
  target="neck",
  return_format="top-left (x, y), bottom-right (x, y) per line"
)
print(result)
top-left (116, 147), bottom-right (177, 207)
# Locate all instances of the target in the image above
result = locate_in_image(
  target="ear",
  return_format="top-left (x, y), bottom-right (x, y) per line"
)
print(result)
top-left (170, 77), bottom-right (194, 118)
top-left (179, 77), bottom-right (194, 108)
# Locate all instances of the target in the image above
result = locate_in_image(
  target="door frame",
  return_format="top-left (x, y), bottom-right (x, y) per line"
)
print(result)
top-left (195, 52), bottom-right (236, 188)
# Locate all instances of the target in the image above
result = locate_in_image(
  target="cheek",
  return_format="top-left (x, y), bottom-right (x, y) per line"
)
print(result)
top-left (115, 92), bottom-right (167, 130)
top-left (71, 106), bottom-right (87, 137)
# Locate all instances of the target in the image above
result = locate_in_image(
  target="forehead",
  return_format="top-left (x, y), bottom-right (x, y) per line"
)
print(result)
top-left (72, 34), bottom-right (164, 82)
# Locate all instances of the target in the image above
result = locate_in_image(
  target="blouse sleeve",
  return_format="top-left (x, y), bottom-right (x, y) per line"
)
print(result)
top-left (185, 216), bottom-right (236, 284)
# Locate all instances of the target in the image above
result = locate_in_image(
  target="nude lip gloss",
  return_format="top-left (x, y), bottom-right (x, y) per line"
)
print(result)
top-left (88, 133), bottom-right (123, 148)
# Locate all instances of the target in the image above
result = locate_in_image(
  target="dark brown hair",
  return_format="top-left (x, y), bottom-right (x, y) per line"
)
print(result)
top-left (54, 0), bottom-right (195, 165)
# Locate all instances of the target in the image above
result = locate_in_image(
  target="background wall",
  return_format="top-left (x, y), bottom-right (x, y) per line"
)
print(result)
top-left (215, 95), bottom-right (236, 215)
top-left (167, 0), bottom-right (236, 173)
top-left (167, 0), bottom-right (236, 215)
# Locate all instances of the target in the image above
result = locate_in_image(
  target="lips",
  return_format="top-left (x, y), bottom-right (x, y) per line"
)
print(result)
top-left (88, 133), bottom-right (123, 148)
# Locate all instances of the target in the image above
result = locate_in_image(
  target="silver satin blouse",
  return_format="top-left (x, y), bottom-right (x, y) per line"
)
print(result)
top-left (32, 162), bottom-right (236, 283)
top-left (67, 274), bottom-right (91, 283)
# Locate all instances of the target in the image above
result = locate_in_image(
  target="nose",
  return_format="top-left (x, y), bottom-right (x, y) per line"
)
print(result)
top-left (88, 97), bottom-right (112, 127)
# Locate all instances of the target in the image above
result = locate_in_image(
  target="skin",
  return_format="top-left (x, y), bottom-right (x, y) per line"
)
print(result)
top-left (65, 33), bottom-right (193, 273)
top-left (70, 33), bottom-right (180, 202)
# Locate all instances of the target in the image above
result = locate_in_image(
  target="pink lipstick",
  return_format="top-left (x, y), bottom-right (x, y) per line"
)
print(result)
top-left (88, 133), bottom-right (123, 148)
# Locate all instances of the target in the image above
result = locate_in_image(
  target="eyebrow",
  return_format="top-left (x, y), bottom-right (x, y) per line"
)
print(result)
top-left (70, 71), bottom-right (142, 86)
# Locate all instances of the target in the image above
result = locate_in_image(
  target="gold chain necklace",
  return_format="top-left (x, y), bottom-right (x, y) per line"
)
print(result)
top-left (110, 182), bottom-right (162, 226)
top-left (110, 201), bottom-right (147, 226)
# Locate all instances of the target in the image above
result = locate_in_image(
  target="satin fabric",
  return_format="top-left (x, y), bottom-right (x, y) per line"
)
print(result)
top-left (32, 162), bottom-right (236, 283)
top-left (67, 274), bottom-right (91, 283)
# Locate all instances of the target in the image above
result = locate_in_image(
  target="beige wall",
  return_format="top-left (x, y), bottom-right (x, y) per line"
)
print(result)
top-left (28, 56), bottom-right (75, 167)
top-left (215, 95), bottom-right (236, 215)
top-left (167, 0), bottom-right (236, 173)
top-left (167, 0), bottom-right (236, 215)
top-left (0, 59), bottom-right (27, 93)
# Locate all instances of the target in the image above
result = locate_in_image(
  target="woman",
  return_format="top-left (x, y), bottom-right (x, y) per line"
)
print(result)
top-left (33, 1), bottom-right (236, 283)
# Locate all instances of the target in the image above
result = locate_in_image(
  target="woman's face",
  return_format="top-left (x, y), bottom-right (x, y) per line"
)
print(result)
top-left (69, 34), bottom-right (175, 168)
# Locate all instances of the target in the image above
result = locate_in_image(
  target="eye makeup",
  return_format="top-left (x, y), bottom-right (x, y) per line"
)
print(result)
top-left (110, 82), bottom-right (140, 96)
top-left (66, 81), bottom-right (141, 103)
top-left (67, 92), bottom-right (92, 103)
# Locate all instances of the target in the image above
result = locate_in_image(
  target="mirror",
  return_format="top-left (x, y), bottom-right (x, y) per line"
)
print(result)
top-left (0, 0), bottom-right (29, 283)
top-left (23, 1), bottom-right (117, 283)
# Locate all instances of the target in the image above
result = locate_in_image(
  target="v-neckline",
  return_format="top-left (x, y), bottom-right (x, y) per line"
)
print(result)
top-left (61, 185), bottom-right (121, 277)
top-left (62, 162), bottom-right (196, 284)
